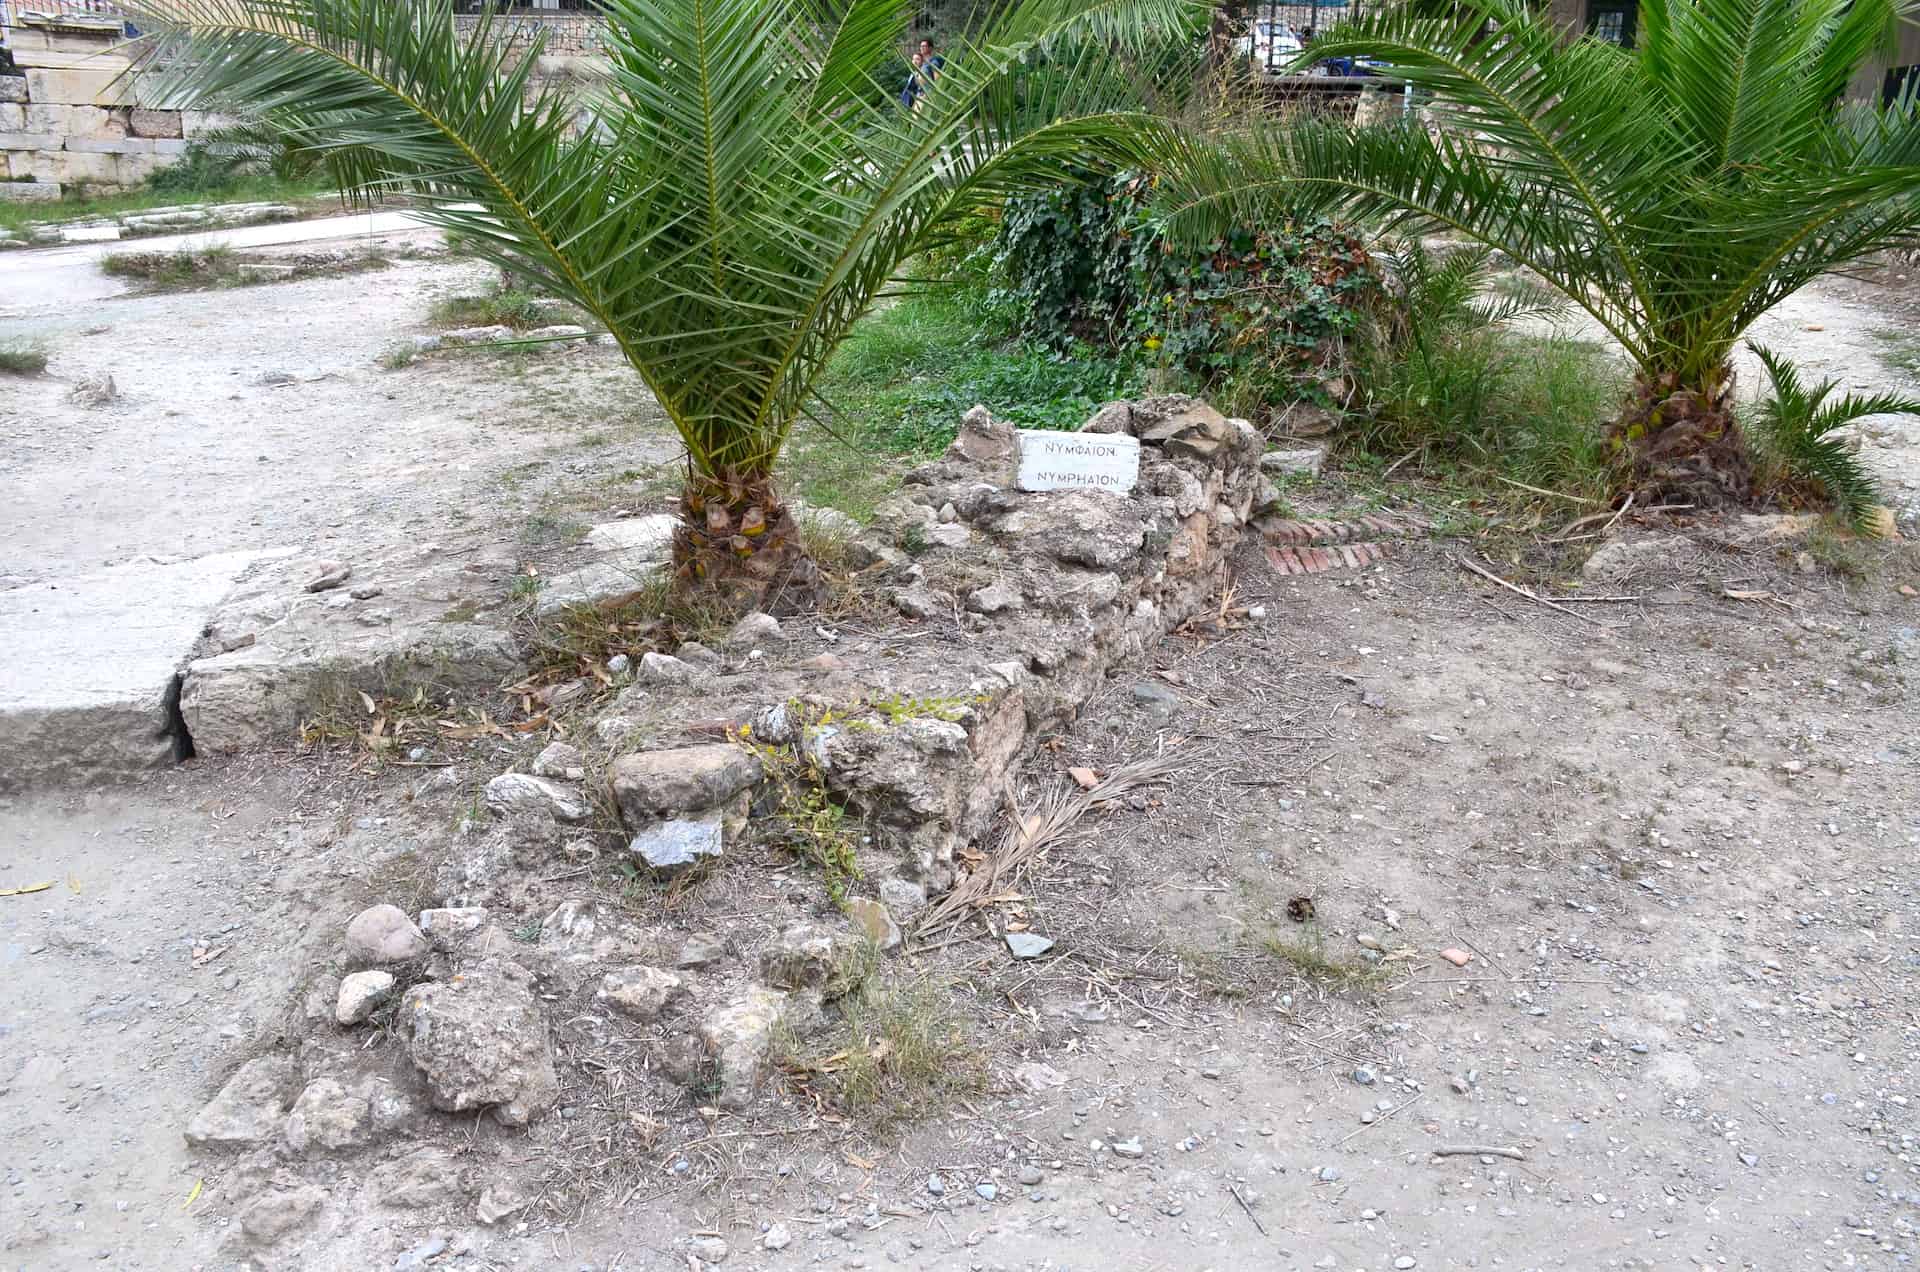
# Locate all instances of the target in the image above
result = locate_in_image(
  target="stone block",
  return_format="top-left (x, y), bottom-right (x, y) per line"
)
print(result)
top-left (0, 77), bottom-right (26, 104)
top-left (0, 132), bottom-right (44, 150)
top-left (8, 45), bottom-right (134, 72)
top-left (49, 150), bottom-right (123, 184)
top-left (69, 105), bottom-right (129, 138)
top-left (26, 66), bottom-right (135, 108)
top-left (65, 136), bottom-right (155, 154)
top-left (0, 105), bottom-right (22, 132)
top-left (24, 102), bottom-right (71, 133)
top-left (0, 181), bottom-right (62, 203)
top-left (130, 107), bottom-right (183, 139)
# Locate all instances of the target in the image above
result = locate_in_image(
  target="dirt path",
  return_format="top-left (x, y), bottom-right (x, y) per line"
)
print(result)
top-left (0, 228), bottom-right (673, 582)
top-left (2, 235), bottom-right (1916, 1271)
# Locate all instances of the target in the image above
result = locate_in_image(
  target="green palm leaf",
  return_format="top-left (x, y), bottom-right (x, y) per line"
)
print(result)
top-left (133, 0), bottom-right (1205, 607)
top-left (1151, 0), bottom-right (1920, 512)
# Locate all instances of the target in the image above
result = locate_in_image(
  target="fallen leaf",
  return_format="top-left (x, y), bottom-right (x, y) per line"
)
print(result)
top-left (845, 1150), bottom-right (875, 1170)
top-left (0, 881), bottom-right (54, 898)
top-left (1067, 766), bottom-right (1100, 790)
top-left (181, 1178), bottom-right (203, 1212)
top-left (358, 691), bottom-right (378, 716)
top-left (192, 945), bottom-right (229, 969)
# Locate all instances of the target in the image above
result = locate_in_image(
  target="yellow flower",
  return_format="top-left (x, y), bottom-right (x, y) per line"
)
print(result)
top-left (1143, 336), bottom-right (1162, 351)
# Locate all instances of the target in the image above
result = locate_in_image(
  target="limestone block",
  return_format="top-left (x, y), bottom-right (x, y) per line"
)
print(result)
top-left (130, 107), bottom-right (183, 139)
top-left (50, 150), bottom-right (123, 184)
top-left (0, 105), bottom-right (22, 132)
top-left (26, 66), bottom-right (135, 108)
top-left (66, 136), bottom-right (156, 154)
top-left (0, 132), bottom-right (42, 150)
top-left (10, 48), bottom-right (133, 74)
top-left (71, 105), bottom-right (129, 138)
top-left (24, 103), bottom-right (71, 134)
top-left (0, 181), bottom-right (62, 203)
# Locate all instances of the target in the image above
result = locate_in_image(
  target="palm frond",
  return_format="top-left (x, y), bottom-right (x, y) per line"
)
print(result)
top-left (135, 0), bottom-right (1206, 487)
top-left (1749, 342), bottom-right (1912, 530)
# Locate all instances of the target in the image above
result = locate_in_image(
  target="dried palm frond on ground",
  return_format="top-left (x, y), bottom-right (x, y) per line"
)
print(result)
top-left (915, 751), bottom-right (1185, 938)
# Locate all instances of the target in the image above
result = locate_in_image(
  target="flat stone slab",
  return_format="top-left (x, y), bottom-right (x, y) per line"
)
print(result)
top-left (0, 550), bottom-right (287, 793)
top-left (536, 514), bottom-right (677, 616)
top-left (180, 543), bottom-right (525, 755)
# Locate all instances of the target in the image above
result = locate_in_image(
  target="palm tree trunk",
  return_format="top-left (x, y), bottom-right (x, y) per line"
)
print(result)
top-left (1611, 364), bottom-right (1756, 507)
top-left (672, 468), bottom-right (823, 616)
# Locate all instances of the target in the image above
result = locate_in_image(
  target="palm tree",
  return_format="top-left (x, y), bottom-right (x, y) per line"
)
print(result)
top-left (1153, 0), bottom-right (1920, 509)
top-left (138, 0), bottom-right (1200, 611)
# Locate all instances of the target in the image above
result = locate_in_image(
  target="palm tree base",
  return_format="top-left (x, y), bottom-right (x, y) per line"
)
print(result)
top-left (1612, 373), bottom-right (1756, 508)
top-left (672, 471), bottom-right (823, 617)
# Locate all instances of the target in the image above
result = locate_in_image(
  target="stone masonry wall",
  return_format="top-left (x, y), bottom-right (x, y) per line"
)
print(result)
top-left (0, 16), bottom-right (205, 198)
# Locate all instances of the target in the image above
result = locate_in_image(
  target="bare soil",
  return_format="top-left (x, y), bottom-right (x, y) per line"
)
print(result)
top-left (2, 231), bottom-right (1918, 1272)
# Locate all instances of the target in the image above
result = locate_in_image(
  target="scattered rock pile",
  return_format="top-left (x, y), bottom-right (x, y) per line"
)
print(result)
top-left (182, 395), bottom-right (1271, 1261)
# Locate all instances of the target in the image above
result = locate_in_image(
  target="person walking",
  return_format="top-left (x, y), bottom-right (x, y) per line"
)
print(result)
top-left (900, 51), bottom-right (925, 109)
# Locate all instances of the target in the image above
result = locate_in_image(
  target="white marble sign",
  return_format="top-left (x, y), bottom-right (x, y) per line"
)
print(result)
top-left (1014, 430), bottom-right (1140, 494)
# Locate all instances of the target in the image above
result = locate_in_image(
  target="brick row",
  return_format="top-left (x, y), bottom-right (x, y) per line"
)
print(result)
top-left (1261, 516), bottom-right (1411, 547)
top-left (1264, 541), bottom-right (1388, 577)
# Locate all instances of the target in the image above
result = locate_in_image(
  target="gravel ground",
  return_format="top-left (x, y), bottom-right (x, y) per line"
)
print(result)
top-left (1, 230), bottom-right (1916, 1271)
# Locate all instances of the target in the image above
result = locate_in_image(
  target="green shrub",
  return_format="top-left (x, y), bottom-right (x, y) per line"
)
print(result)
top-left (991, 172), bottom-right (1377, 410)
top-left (0, 341), bottom-right (49, 376)
top-left (1348, 241), bottom-right (1624, 501)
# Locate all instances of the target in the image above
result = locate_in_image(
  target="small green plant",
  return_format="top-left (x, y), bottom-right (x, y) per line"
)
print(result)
top-left (427, 287), bottom-right (558, 331)
top-left (512, 918), bottom-right (543, 943)
top-left (1747, 343), bottom-right (1911, 534)
top-left (741, 708), bottom-right (864, 902)
top-left (377, 343), bottom-right (417, 371)
top-left (864, 693), bottom-right (985, 725)
top-left (0, 342), bottom-right (49, 376)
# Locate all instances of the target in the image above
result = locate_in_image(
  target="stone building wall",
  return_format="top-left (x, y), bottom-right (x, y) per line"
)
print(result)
top-left (0, 15), bottom-right (210, 198)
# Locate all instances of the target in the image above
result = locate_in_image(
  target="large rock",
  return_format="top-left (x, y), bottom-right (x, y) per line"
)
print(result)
top-left (628, 813), bottom-right (725, 871)
top-left (597, 967), bottom-right (687, 1021)
top-left (484, 772), bottom-right (592, 823)
top-left (344, 904), bottom-right (430, 966)
top-left (239, 1184), bottom-right (326, 1247)
top-left (365, 1148), bottom-right (468, 1210)
top-left (534, 514), bottom-right (676, 616)
top-left (184, 1055), bottom-right (300, 1148)
top-left (610, 745), bottom-right (762, 825)
top-left (396, 958), bottom-right (559, 1126)
top-left (284, 1076), bottom-right (373, 1153)
top-left (699, 987), bottom-right (790, 1110)
top-left (0, 548), bottom-right (290, 794)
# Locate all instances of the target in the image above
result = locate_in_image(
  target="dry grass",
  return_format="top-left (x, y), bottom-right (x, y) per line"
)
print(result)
top-left (779, 974), bottom-right (982, 1128)
top-left (1259, 926), bottom-right (1390, 992)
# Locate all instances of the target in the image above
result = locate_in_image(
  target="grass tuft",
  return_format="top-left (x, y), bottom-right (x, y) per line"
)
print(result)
top-left (1259, 927), bottom-right (1389, 991)
top-left (0, 342), bottom-right (50, 376)
top-left (779, 976), bottom-right (981, 1127)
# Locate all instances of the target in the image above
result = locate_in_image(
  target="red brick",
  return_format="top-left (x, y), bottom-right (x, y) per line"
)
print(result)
top-left (1339, 545), bottom-right (1361, 569)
